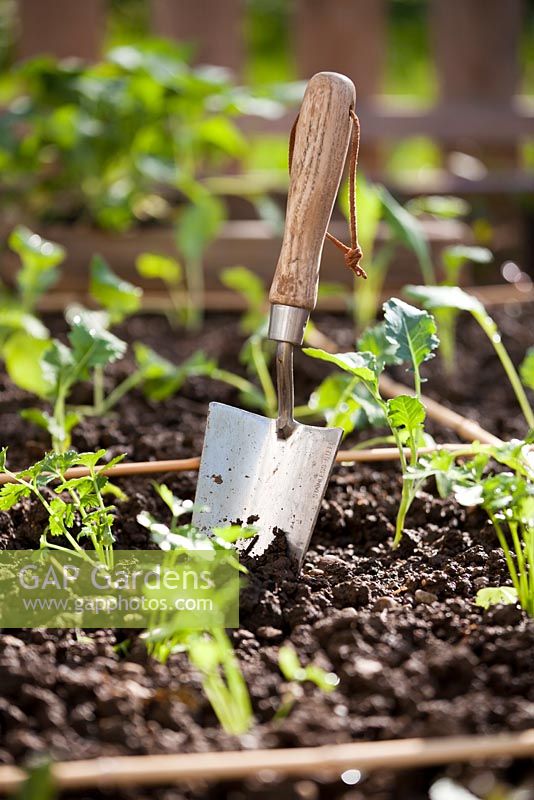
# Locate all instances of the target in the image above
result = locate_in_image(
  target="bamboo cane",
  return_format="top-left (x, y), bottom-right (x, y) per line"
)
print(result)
top-left (0, 730), bottom-right (532, 793)
top-left (0, 443), bottom-right (504, 485)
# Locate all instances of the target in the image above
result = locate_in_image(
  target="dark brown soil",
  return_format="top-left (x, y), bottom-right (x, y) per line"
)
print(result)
top-left (0, 305), bottom-right (533, 799)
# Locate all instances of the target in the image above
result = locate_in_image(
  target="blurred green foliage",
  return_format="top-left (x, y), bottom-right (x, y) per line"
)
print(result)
top-left (0, 0), bottom-right (533, 215)
top-left (0, 40), bottom-right (277, 229)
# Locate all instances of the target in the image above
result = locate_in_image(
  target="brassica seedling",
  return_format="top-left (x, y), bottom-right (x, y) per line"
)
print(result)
top-left (21, 315), bottom-right (127, 451)
top-left (138, 484), bottom-right (254, 734)
top-left (404, 285), bottom-right (534, 429)
top-left (0, 448), bottom-right (124, 569)
top-left (305, 299), bottom-right (439, 546)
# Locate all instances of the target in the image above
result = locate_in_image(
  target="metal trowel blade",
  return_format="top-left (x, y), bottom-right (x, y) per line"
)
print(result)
top-left (192, 402), bottom-right (342, 565)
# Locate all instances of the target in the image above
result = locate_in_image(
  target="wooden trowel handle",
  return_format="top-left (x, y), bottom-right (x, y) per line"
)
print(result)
top-left (269, 72), bottom-right (356, 313)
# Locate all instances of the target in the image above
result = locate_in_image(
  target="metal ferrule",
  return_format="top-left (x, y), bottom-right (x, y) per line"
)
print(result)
top-left (268, 304), bottom-right (310, 346)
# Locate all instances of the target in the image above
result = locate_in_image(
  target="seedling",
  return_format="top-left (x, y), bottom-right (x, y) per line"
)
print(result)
top-left (4, 225), bottom-right (65, 314)
top-left (404, 285), bottom-right (534, 430)
top-left (21, 315), bottom-right (127, 451)
top-left (278, 645), bottom-right (339, 692)
top-left (221, 265), bottom-right (267, 336)
top-left (414, 436), bottom-right (534, 615)
top-left (16, 759), bottom-right (56, 800)
top-left (138, 484), bottom-right (254, 734)
top-left (0, 226), bottom-right (65, 395)
top-left (0, 449), bottom-right (124, 569)
top-left (136, 252), bottom-right (184, 325)
top-left (1, 43), bottom-right (263, 233)
top-left (273, 644), bottom-right (339, 721)
top-left (305, 298), bottom-right (439, 546)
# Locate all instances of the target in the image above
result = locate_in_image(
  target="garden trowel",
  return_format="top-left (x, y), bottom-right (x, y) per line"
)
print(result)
top-left (192, 72), bottom-right (356, 565)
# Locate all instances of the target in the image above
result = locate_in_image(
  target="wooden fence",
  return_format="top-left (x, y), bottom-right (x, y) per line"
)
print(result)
top-left (14, 0), bottom-right (534, 194)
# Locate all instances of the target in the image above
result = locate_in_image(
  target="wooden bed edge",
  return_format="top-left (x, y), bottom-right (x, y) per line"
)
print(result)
top-left (34, 283), bottom-right (534, 314)
top-left (0, 443), bottom-right (512, 485)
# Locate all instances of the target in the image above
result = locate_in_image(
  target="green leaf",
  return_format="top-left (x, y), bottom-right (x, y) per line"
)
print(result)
top-left (357, 321), bottom-right (400, 370)
top-left (308, 374), bottom-right (378, 437)
top-left (197, 116), bottom-right (246, 157)
top-left (0, 481), bottom-right (30, 510)
top-left (41, 340), bottom-right (74, 389)
top-left (90, 255), bottom-right (142, 323)
top-left (137, 511), bottom-right (204, 552)
top-left (404, 284), bottom-right (485, 314)
top-left (135, 344), bottom-right (215, 401)
top-left (520, 348), bottom-right (534, 391)
top-left (136, 253), bottom-right (181, 285)
top-left (278, 645), bottom-right (338, 693)
top-left (0, 448), bottom-right (7, 472)
top-left (412, 448), bottom-right (458, 498)
top-left (211, 524), bottom-right (257, 544)
top-left (10, 226), bottom-right (64, 309)
top-left (188, 636), bottom-right (220, 672)
top-left (220, 266), bottom-right (266, 334)
top-left (442, 245), bottom-right (492, 285)
top-left (176, 195), bottom-right (224, 263)
top-left (278, 645), bottom-right (305, 682)
top-left (9, 226), bottom-right (65, 271)
top-left (48, 497), bottom-right (76, 536)
top-left (406, 195), bottom-right (470, 220)
top-left (64, 304), bottom-right (110, 332)
top-left (16, 759), bottom-right (56, 800)
top-left (475, 586), bottom-right (518, 610)
top-left (74, 450), bottom-right (108, 470)
top-left (20, 408), bottom-right (54, 434)
top-left (3, 332), bottom-right (52, 397)
top-left (383, 298), bottom-right (439, 372)
top-left (0, 309), bottom-right (48, 341)
top-left (453, 483), bottom-right (484, 507)
top-left (68, 319), bottom-right (127, 375)
top-left (379, 187), bottom-right (434, 283)
top-left (153, 483), bottom-right (193, 519)
top-left (387, 395), bottom-right (426, 438)
top-left (303, 348), bottom-right (380, 385)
